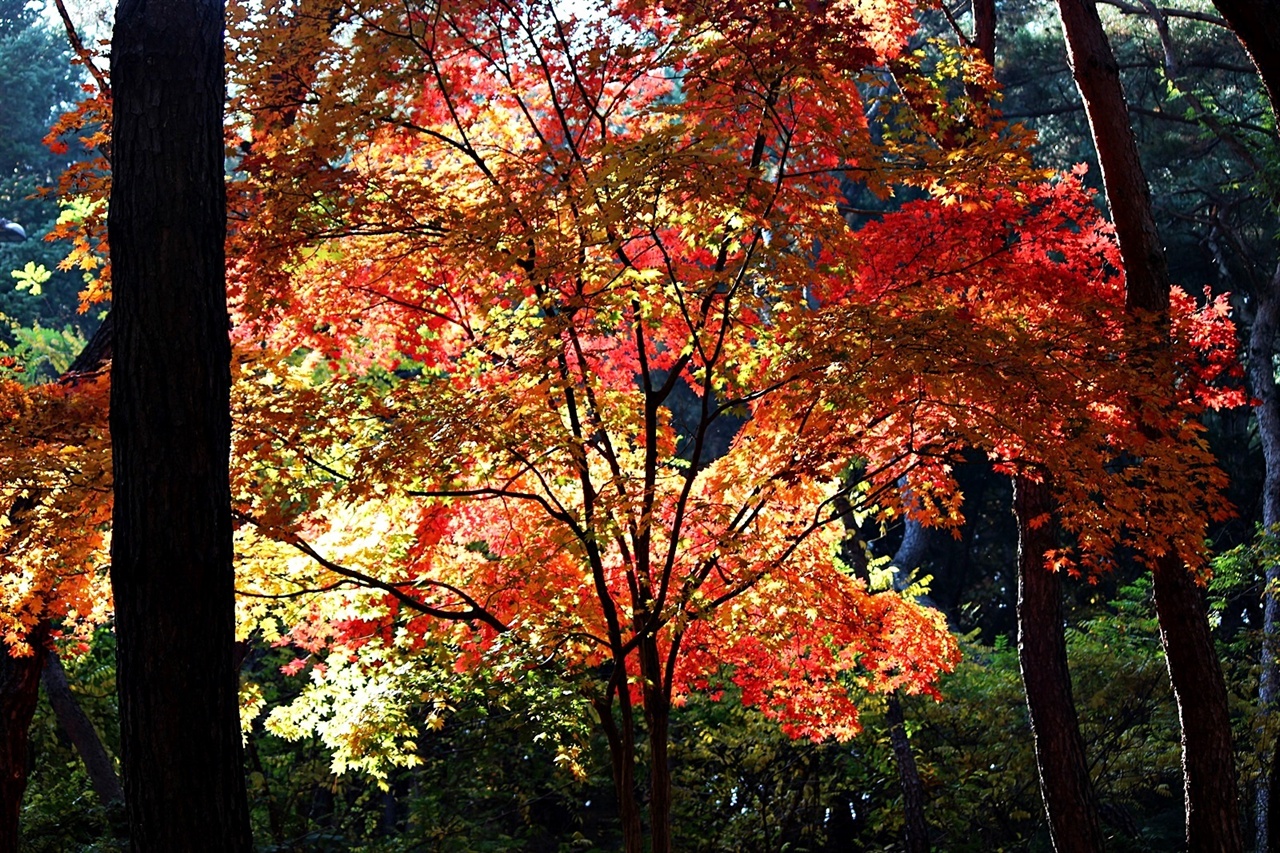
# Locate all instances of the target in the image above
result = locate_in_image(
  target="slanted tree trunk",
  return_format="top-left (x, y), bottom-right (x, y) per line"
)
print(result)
top-left (41, 652), bottom-right (123, 808)
top-left (1053, 1), bottom-right (1244, 848)
top-left (1210, 0), bottom-right (1280, 114)
top-left (109, 0), bottom-right (253, 846)
top-left (0, 630), bottom-right (45, 850)
top-left (1015, 475), bottom-right (1105, 852)
top-left (0, 308), bottom-right (112, 850)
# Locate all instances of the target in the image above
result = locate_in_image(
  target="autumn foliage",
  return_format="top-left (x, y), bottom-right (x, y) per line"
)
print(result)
top-left (0, 0), bottom-right (1250, 846)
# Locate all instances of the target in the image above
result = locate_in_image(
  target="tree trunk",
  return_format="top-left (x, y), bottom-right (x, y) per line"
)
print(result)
top-left (1053, 2), bottom-right (1244, 848)
top-left (1210, 0), bottom-right (1280, 117)
top-left (882, 514), bottom-right (935, 850)
top-left (596, 693), bottom-right (643, 853)
top-left (0, 632), bottom-right (45, 851)
top-left (1152, 557), bottom-right (1244, 851)
top-left (41, 652), bottom-right (124, 808)
top-left (1054, 0), bottom-right (1169, 309)
top-left (639, 634), bottom-right (674, 853)
top-left (109, 0), bottom-right (253, 846)
top-left (1208, 10), bottom-right (1280, 845)
top-left (974, 0), bottom-right (996, 67)
top-left (886, 693), bottom-right (930, 853)
top-left (1250, 267), bottom-right (1280, 853)
top-left (1015, 475), bottom-right (1105, 853)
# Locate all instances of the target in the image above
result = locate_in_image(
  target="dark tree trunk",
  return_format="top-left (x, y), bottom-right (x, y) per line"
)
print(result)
top-left (1053, 1), bottom-right (1243, 849)
top-left (1054, 0), bottom-right (1169, 309)
top-left (882, 515), bottom-right (935, 851)
top-left (640, 634), bottom-right (673, 853)
top-left (41, 652), bottom-right (124, 808)
top-left (1210, 0), bottom-right (1280, 117)
top-left (1151, 556), bottom-right (1244, 852)
top-left (974, 0), bottom-right (996, 67)
top-left (596, 691), bottom-right (643, 853)
top-left (0, 631), bottom-right (45, 851)
top-left (1250, 267), bottom-right (1280, 853)
top-left (1014, 475), bottom-right (1105, 853)
top-left (886, 693), bottom-right (930, 853)
top-left (109, 0), bottom-right (252, 847)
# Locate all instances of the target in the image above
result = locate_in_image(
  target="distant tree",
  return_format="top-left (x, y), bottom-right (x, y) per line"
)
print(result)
top-left (0, 0), bottom-right (90, 340)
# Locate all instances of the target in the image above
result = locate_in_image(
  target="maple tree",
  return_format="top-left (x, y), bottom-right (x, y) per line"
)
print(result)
top-left (216, 0), bottom-right (1243, 848)
top-left (0, 0), bottom-right (1254, 847)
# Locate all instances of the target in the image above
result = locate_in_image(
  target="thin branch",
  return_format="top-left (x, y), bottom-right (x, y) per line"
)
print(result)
top-left (233, 509), bottom-right (509, 632)
top-left (52, 0), bottom-right (111, 99)
top-left (1097, 0), bottom-right (1228, 28)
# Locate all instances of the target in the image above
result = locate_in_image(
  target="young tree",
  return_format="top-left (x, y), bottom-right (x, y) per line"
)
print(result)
top-left (225, 2), bottom-right (1241, 849)
top-left (109, 0), bottom-right (253, 846)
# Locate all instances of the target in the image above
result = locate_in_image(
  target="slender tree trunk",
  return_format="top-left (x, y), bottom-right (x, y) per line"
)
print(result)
top-left (41, 652), bottom-right (124, 808)
top-left (646, 694), bottom-right (673, 853)
top-left (1054, 0), bottom-right (1166, 308)
top-left (596, 693), bottom-right (643, 853)
top-left (0, 630), bottom-right (45, 851)
top-left (1015, 475), bottom-right (1105, 852)
top-left (886, 693), bottom-right (930, 853)
top-left (645, 691), bottom-right (675, 850)
top-left (882, 514), bottom-right (935, 851)
top-left (1250, 267), bottom-right (1280, 853)
top-left (109, 0), bottom-right (252, 847)
top-left (638, 633), bottom-right (674, 853)
top-left (1053, 1), bottom-right (1244, 848)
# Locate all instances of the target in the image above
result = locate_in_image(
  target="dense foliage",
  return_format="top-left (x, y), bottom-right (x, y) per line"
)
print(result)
top-left (2, 0), bottom-right (1278, 849)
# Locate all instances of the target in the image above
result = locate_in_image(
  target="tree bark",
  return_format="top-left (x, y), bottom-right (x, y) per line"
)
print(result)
top-left (1015, 475), bottom-right (1105, 853)
top-left (41, 652), bottom-right (124, 808)
top-left (882, 514), bottom-right (935, 851)
top-left (974, 0), bottom-right (996, 67)
top-left (109, 0), bottom-right (252, 847)
top-left (1055, 0), bottom-right (1169, 309)
top-left (639, 633), bottom-right (674, 853)
top-left (1205, 10), bottom-right (1280, 845)
top-left (886, 693), bottom-right (930, 853)
top-left (596, 692), bottom-right (643, 853)
top-left (1250, 266), bottom-right (1280, 853)
top-left (1151, 555), bottom-right (1244, 851)
top-left (1053, 1), bottom-right (1244, 849)
top-left (0, 630), bottom-right (45, 851)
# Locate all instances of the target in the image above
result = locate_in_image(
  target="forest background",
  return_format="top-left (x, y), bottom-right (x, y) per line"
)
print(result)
top-left (1, 0), bottom-right (1278, 850)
